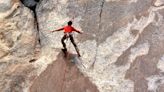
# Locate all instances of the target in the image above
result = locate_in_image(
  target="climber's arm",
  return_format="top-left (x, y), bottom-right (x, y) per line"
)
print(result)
top-left (51, 27), bottom-right (64, 32)
top-left (73, 28), bottom-right (83, 34)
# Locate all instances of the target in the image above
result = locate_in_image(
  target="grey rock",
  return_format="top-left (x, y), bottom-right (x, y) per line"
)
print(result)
top-left (1, 0), bottom-right (164, 92)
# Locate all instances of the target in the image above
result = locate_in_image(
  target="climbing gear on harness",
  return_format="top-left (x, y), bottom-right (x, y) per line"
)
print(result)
top-left (64, 32), bottom-right (73, 38)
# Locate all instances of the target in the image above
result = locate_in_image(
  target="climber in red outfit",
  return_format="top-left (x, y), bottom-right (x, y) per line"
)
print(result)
top-left (51, 21), bottom-right (83, 57)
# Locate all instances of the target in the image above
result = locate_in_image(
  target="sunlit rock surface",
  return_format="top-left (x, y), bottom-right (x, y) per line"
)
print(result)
top-left (1, 0), bottom-right (164, 92)
top-left (0, 0), bottom-right (38, 92)
top-left (32, 0), bottom-right (164, 92)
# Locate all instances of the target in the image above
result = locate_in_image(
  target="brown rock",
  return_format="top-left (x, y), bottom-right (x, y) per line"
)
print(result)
top-left (30, 52), bottom-right (99, 92)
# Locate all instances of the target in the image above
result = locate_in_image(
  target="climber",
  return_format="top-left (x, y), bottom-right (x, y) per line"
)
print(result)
top-left (51, 21), bottom-right (83, 57)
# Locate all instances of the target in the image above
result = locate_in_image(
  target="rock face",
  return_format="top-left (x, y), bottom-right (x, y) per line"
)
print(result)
top-left (30, 52), bottom-right (99, 92)
top-left (33, 0), bottom-right (164, 92)
top-left (1, 0), bottom-right (164, 92)
top-left (0, 0), bottom-right (37, 56)
top-left (0, 0), bottom-right (38, 92)
top-left (0, 1), bottom-right (98, 92)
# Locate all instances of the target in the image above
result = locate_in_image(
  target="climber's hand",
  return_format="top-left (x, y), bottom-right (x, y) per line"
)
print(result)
top-left (79, 31), bottom-right (83, 34)
top-left (50, 30), bottom-right (55, 32)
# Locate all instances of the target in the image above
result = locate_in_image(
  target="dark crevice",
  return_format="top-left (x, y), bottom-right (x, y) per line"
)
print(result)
top-left (29, 59), bottom-right (37, 63)
top-left (98, 0), bottom-right (105, 29)
top-left (20, 0), bottom-right (41, 46)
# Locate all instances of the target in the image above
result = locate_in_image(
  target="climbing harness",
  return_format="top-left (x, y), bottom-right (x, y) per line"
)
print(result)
top-left (65, 32), bottom-right (73, 49)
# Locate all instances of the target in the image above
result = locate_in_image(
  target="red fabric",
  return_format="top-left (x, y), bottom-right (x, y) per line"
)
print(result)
top-left (63, 26), bottom-right (75, 33)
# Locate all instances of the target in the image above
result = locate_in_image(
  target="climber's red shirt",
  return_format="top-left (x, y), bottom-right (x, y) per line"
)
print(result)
top-left (63, 26), bottom-right (76, 33)
top-left (55, 25), bottom-right (81, 34)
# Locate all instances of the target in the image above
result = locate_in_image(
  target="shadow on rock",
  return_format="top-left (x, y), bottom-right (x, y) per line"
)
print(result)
top-left (30, 51), bottom-right (99, 92)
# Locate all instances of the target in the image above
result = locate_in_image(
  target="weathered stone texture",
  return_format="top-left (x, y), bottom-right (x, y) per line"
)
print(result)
top-left (1, 0), bottom-right (164, 92)
top-left (34, 0), bottom-right (164, 92)
top-left (0, 0), bottom-right (38, 92)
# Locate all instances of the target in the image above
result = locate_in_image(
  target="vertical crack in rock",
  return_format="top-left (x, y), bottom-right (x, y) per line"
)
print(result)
top-left (20, 0), bottom-right (41, 47)
top-left (91, 0), bottom-right (105, 68)
top-left (90, 44), bottom-right (98, 68)
top-left (98, 0), bottom-right (105, 29)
